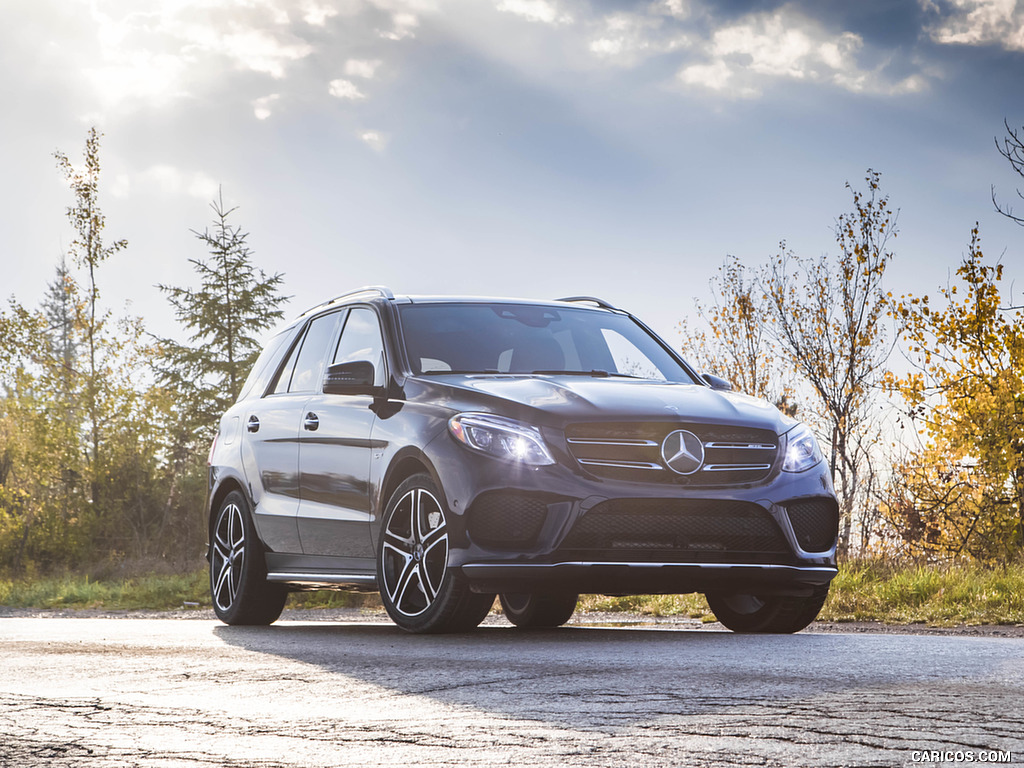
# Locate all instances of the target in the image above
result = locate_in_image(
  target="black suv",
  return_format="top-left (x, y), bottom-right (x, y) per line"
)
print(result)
top-left (208, 287), bottom-right (838, 633)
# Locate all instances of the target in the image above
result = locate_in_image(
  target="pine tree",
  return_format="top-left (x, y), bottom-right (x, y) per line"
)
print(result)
top-left (156, 189), bottom-right (290, 442)
top-left (153, 190), bottom-right (288, 559)
top-left (40, 257), bottom-right (81, 406)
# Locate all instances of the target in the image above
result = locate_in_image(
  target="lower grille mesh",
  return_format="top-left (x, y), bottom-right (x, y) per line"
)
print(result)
top-left (785, 499), bottom-right (839, 552)
top-left (468, 493), bottom-right (548, 548)
top-left (560, 499), bottom-right (787, 555)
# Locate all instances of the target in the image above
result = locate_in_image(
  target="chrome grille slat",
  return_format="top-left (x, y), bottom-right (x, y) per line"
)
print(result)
top-left (577, 459), bottom-right (665, 470)
top-left (704, 442), bottom-right (776, 450)
top-left (565, 422), bottom-right (779, 486)
top-left (702, 463), bottom-right (772, 472)
top-left (567, 438), bottom-right (659, 447)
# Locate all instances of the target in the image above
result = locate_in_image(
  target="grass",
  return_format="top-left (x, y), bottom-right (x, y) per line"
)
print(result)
top-left (0, 569), bottom-right (210, 611)
top-left (1, 560), bottom-right (1022, 626)
top-left (581, 560), bottom-right (1024, 627)
top-left (822, 559), bottom-right (1024, 626)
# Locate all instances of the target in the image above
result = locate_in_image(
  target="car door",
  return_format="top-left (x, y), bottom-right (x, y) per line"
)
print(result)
top-left (240, 312), bottom-right (340, 553)
top-left (297, 306), bottom-right (385, 562)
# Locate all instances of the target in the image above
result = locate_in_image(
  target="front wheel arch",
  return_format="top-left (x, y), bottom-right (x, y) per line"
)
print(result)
top-left (377, 473), bottom-right (494, 633)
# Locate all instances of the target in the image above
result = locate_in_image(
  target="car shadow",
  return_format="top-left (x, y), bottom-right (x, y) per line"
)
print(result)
top-left (211, 618), bottom-right (1016, 729)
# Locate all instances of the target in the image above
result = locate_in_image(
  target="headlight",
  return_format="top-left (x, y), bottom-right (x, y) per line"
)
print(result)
top-left (448, 413), bottom-right (555, 466)
top-left (782, 423), bottom-right (824, 472)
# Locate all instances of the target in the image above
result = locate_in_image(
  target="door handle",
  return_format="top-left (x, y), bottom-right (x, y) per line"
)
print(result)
top-left (303, 413), bottom-right (320, 431)
top-left (247, 415), bottom-right (260, 433)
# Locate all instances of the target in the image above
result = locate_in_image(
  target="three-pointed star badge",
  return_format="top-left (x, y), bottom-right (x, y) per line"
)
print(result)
top-left (661, 429), bottom-right (705, 475)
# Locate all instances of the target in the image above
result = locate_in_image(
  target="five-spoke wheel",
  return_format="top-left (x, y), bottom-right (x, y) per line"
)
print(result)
top-left (210, 490), bottom-right (286, 626)
top-left (378, 474), bottom-right (494, 633)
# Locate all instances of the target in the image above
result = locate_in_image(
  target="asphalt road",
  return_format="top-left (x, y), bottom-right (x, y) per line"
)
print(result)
top-left (1, 614), bottom-right (1022, 768)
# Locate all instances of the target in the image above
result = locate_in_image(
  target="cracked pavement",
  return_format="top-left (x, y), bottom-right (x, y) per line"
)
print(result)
top-left (1, 614), bottom-right (1021, 767)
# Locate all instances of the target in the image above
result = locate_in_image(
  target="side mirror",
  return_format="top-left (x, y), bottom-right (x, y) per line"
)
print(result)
top-left (702, 373), bottom-right (734, 392)
top-left (323, 361), bottom-right (380, 396)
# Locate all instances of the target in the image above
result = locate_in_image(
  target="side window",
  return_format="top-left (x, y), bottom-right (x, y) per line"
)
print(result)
top-left (270, 313), bottom-right (340, 395)
top-left (270, 334), bottom-right (303, 395)
top-left (239, 329), bottom-right (293, 400)
top-left (289, 312), bottom-right (341, 393)
top-left (333, 308), bottom-right (386, 387)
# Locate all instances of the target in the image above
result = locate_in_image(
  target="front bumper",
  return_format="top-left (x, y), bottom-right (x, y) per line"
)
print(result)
top-left (462, 561), bottom-right (838, 596)
top-left (426, 430), bottom-right (839, 597)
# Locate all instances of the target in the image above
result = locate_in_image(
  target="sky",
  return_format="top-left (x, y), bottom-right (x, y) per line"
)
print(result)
top-left (3, 0), bottom-right (1024, 350)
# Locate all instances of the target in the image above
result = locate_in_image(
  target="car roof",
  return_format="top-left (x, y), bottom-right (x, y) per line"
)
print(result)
top-left (294, 287), bottom-right (620, 321)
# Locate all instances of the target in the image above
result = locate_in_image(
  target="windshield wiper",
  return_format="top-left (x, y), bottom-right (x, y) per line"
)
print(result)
top-left (530, 369), bottom-right (643, 379)
top-left (420, 369), bottom-right (501, 375)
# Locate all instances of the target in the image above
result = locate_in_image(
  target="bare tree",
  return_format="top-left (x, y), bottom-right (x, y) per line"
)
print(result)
top-left (681, 255), bottom-right (797, 415)
top-left (993, 119), bottom-right (1024, 228)
top-left (763, 170), bottom-right (898, 556)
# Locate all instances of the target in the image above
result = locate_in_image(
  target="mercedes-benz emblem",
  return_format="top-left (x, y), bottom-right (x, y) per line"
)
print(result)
top-left (661, 429), bottom-right (705, 475)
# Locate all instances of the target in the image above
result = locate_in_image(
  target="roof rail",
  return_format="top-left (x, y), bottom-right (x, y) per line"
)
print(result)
top-left (555, 295), bottom-right (619, 310)
top-left (299, 286), bottom-right (395, 318)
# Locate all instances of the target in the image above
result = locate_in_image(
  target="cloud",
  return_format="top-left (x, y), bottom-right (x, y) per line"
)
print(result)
top-left (216, 28), bottom-right (313, 79)
top-left (359, 130), bottom-right (388, 151)
top-left (926, 0), bottom-right (1024, 50)
top-left (659, 0), bottom-right (690, 21)
top-left (252, 93), bottom-right (280, 119)
top-left (677, 7), bottom-right (928, 97)
top-left (344, 58), bottom-right (383, 78)
top-left (71, 0), bottom-right (319, 114)
top-left (587, 8), bottom-right (691, 66)
top-left (329, 78), bottom-right (367, 100)
top-left (496, 0), bottom-right (572, 25)
top-left (301, 1), bottom-right (339, 26)
top-left (111, 165), bottom-right (219, 200)
top-left (380, 11), bottom-right (420, 39)
top-left (678, 60), bottom-right (742, 92)
top-left (84, 51), bottom-right (190, 110)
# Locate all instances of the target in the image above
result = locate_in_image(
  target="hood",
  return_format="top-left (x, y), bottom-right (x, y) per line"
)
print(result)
top-left (410, 374), bottom-right (791, 434)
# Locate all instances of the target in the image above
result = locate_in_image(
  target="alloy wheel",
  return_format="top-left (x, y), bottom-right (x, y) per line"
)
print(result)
top-left (381, 487), bottom-right (450, 617)
top-left (211, 500), bottom-right (246, 613)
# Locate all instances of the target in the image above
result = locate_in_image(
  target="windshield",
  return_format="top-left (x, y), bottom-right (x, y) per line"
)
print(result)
top-left (397, 303), bottom-right (700, 383)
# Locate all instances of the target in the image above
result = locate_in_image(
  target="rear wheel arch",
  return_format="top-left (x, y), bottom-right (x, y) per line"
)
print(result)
top-left (208, 477), bottom-right (248, 538)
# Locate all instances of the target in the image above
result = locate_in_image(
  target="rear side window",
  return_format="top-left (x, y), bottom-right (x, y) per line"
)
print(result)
top-left (237, 329), bottom-right (294, 401)
top-left (289, 312), bottom-right (342, 393)
top-left (270, 312), bottom-right (341, 394)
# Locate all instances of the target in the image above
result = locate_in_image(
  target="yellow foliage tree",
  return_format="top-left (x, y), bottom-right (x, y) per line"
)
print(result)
top-left (885, 227), bottom-right (1024, 561)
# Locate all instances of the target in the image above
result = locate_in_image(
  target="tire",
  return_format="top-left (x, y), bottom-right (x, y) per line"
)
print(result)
top-left (378, 474), bottom-right (495, 633)
top-left (209, 490), bottom-right (287, 626)
top-left (500, 592), bottom-right (578, 628)
top-left (705, 584), bottom-right (829, 634)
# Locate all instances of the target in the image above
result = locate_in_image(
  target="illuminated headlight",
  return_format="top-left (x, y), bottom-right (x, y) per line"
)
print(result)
top-left (782, 423), bottom-right (824, 472)
top-left (448, 413), bottom-right (555, 466)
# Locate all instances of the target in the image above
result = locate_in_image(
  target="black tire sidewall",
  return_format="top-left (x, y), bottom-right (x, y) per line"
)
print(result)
top-left (500, 592), bottom-right (578, 628)
top-left (706, 586), bottom-right (829, 634)
top-left (210, 490), bottom-right (285, 625)
top-left (377, 474), bottom-right (492, 633)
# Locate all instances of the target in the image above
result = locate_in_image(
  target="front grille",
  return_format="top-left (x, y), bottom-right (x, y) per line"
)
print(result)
top-left (468, 493), bottom-right (548, 548)
top-left (785, 498), bottom-right (839, 552)
top-left (565, 422), bottom-right (779, 485)
top-left (559, 499), bottom-right (788, 559)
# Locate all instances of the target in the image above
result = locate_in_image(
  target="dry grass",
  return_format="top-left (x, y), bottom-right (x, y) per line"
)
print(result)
top-left (2, 559), bottom-right (1021, 626)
